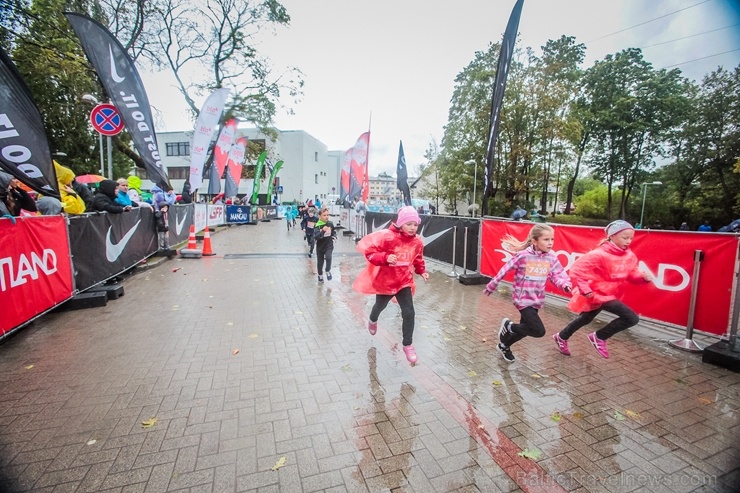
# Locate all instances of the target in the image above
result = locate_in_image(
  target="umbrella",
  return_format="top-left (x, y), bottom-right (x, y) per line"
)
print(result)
top-left (75, 174), bottom-right (106, 184)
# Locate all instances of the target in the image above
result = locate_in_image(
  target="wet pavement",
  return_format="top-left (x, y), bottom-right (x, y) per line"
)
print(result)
top-left (0, 219), bottom-right (738, 493)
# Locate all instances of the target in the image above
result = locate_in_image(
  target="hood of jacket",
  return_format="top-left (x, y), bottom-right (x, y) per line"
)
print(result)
top-left (127, 175), bottom-right (143, 193)
top-left (54, 161), bottom-right (75, 186)
top-left (98, 179), bottom-right (118, 199)
top-left (150, 184), bottom-right (163, 194)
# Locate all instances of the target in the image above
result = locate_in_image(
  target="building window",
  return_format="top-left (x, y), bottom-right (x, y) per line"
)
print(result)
top-left (315, 174), bottom-right (318, 184)
top-left (166, 142), bottom-right (190, 156)
top-left (167, 166), bottom-right (189, 180)
top-left (315, 151), bottom-right (318, 162)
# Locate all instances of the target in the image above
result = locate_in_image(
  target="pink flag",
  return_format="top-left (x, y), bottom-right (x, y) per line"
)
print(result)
top-left (214, 118), bottom-right (238, 179)
top-left (347, 132), bottom-right (370, 202)
top-left (224, 137), bottom-right (246, 198)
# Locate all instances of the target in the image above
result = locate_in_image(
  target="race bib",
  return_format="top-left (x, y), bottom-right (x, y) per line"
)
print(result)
top-left (524, 259), bottom-right (550, 280)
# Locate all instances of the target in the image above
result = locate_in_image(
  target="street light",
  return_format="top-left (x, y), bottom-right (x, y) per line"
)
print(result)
top-left (639, 181), bottom-right (662, 228)
top-left (81, 94), bottom-right (107, 177)
top-left (465, 159), bottom-right (477, 218)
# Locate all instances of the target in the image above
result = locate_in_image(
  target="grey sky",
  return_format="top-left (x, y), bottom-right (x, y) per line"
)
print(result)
top-left (145, 0), bottom-right (740, 177)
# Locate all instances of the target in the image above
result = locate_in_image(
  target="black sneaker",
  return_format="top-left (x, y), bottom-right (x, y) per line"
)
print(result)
top-left (497, 343), bottom-right (515, 363)
top-left (318, 275), bottom-right (323, 283)
top-left (308, 253), bottom-right (312, 258)
top-left (326, 271), bottom-right (332, 281)
top-left (498, 318), bottom-right (512, 344)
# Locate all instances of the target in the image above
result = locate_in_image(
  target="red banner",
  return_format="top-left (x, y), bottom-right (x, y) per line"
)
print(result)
top-left (0, 216), bottom-right (74, 335)
top-left (481, 221), bottom-right (738, 336)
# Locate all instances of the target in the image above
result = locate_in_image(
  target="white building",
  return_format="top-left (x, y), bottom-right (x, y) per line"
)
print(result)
top-left (143, 128), bottom-right (341, 204)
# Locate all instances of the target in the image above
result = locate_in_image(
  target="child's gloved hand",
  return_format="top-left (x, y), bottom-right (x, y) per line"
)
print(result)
top-left (483, 286), bottom-right (494, 296)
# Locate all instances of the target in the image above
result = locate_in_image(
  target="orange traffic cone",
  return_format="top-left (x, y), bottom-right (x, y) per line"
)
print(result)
top-left (186, 224), bottom-right (197, 249)
top-left (202, 226), bottom-right (215, 256)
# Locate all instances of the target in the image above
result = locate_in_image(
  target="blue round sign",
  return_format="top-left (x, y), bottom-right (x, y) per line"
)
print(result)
top-left (90, 103), bottom-right (124, 136)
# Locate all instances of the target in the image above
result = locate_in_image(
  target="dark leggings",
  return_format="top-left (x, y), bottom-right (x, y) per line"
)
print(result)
top-left (370, 287), bottom-right (415, 346)
top-left (506, 306), bottom-right (546, 346)
top-left (316, 243), bottom-right (333, 275)
top-left (306, 233), bottom-right (315, 254)
top-left (559, 299), bottom-right (639, 341)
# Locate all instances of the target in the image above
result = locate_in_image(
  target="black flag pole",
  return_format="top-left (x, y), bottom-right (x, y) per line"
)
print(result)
top-left (481, 0), bottom-right (524, 217)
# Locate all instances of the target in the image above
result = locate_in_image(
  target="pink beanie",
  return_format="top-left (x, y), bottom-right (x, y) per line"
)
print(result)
top-left (395, 206), bottom-right (420, 227)
top-left (605, 220), bottom-right (634, 237)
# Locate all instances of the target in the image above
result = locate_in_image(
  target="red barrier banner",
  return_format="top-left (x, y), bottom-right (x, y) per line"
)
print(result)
top-left (0, 216), bottom-right (74, 336)
top-left (481, 221), bottom-right (738, 336)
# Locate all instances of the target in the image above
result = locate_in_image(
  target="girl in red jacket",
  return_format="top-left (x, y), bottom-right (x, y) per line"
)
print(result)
top-left (553, 220), bottom-right (653, 359)
top-left (353, 206), bottom-right (429, 364)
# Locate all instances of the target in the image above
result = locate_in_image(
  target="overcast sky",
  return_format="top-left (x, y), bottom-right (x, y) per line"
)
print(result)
top-left (143, 0), bottom-right (740, 177)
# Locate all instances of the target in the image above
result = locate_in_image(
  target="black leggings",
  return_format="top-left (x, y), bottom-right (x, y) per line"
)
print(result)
top-left (506, 306), bottom-right (546, 346)
top-left (316, 242), bottom-right (333, 275)
top-left (559, 299), bottom-right (639, 341)
top-left (370, 287), bottom-right (415, 346)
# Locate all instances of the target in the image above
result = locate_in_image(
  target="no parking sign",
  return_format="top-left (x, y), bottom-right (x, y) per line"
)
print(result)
top-left (89, 103), bottom-right (124, 136)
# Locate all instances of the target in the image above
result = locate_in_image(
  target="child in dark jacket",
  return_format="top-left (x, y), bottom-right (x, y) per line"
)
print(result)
top-left (313, 207), bottom-right (336, 282)
top-left (301, 207), bottom-right (319, 257)
top-left (154, 203), bottom-right (170, 250)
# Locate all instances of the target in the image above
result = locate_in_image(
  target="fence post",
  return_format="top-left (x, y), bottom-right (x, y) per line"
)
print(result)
top-left (669, 250), bottom-right (704, 352)
top-left (447, 226), bottom-right (459, 278)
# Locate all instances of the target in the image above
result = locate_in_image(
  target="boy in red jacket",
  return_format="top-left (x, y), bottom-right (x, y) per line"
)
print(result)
top-left (353, 206), bottom-right (429, 364)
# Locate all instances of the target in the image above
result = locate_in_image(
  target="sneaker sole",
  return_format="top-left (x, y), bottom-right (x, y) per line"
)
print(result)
top-left (497, 345), bottom-right (515, 363)
top-left (553, 334), bottom-right (570, 356)
top-left (588, 334), bottom-right (609, 358)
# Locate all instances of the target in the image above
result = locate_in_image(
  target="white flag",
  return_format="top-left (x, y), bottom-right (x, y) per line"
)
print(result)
top-left (189, 88), bottom-right (230, 190)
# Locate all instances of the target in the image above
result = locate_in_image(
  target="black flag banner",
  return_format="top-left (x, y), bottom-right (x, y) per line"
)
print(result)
top-left (482, 0), bottom-right (524, 216)
top-left (0, 47), bottom-right (59, 198)
top-left (396, 141), bottom-right (411, 206)
top-left (65, 13), bottom-right (170, 190)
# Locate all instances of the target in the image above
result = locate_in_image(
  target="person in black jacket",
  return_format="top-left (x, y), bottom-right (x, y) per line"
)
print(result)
top-left (313, 207), bottom-right (337, 282)
top-left (0, 171), bottom-right (38, 218)
top-left (154, 202), bottom-right (170, 250)
top-left (71, 179), bottom-right (94, 211)
top-left (92, 180), bottom-right (131, 213)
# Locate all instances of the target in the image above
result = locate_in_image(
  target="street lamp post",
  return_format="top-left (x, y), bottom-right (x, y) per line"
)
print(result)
top-left (81, 94), bottom-right (106, 177)
top-left (639, 181), bottom-right (662, 228)
top-left (465, 159), bottom-right (477, 218)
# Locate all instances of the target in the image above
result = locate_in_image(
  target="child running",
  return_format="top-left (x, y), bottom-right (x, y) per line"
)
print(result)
top-left (352, 206), bottom-right (429, 364)
top-left (301, 206), bottom-right (319, 258)
top-left (553, 220), bottom-right (653, 359)
top-left (483, 223), bottom-right (571, 363)
top-left (314, 207), bottom-right (336, 282)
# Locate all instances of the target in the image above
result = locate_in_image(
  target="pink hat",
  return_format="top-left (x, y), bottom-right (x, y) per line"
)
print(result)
top-left (395, 206), bottom-right (420, 227)
top-left (605, 220), bottom-right (634, 237)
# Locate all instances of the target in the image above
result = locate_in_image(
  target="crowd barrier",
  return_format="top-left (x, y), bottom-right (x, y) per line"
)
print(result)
top-left (3, 211), bottom-right (737, 339)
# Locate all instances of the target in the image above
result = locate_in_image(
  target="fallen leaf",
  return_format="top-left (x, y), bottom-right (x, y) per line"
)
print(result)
top-left (482, 338), bottom-right (487, 343)
top-left (676, 378), bottom-right (688, 385)
top-left (226, 322), bottom-right (234, 326)
top-left (572, 412), bottom-right (584, 419)
top-left (550, 412), bottom-right (562, 422)
top-left (492, 380), bottom-right (503, 386)
top-left (353, 406), bottom-right (360, 410)
top-left (271, 456), bottom-right (287, 471)
top-left (467, 370), bottom-right (477, 377)
top-left (341, 365), bottom-right (352, 373)
top-left (232, 349), bottom-right (240, 355)
top-left (698, 397), bottom-right (713, 405)
top-left (24, 365), bottom-right (34, 370)
top-left (421, 325), bottom-right (429, 329)
top-left (294, 311), bottom-right (303, 315)
top-left (141, 418), bottom-right (157, 429)
top-left (531, 373), bottom-right (542, 378)
top-left (624, 410), bottom-right (640, 419)
top-left (517, 448), bottom-right (542, 460)
top-left (613, 411), bottom-right (625, 421)
top-left (172, 267), bottom-right (182, 272)
top-left (478, 424), bottom-right (485, 430)
top-left (443, 336), bottom-right (451, 341)
top-left (458, 325), bottom-right (467, 331)
top-left (86, 439), bottom-right (96, 445)
top-left (327, 301), bottom-right (333, 305)
top-left (249, 334), bottom-right (258, 339)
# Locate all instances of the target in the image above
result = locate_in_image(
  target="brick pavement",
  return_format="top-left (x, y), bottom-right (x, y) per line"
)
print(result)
top-left (0, 219), bottom-right (738, 492)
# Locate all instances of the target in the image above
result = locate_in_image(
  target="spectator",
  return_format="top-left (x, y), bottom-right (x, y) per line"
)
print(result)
top-left (92, 180), bottom-right (131, 213)
top-left (165, 187), bottom-right (176, 206)
top-left (36, 196), bottom-right (63, 215)
top-left (125, 175), bottom-right (152, 209)
top-left (71, 179), bottom-right (94, 210)
top-left (115, 179), bottom-right (139, 208)
top-left (154, 202), bottom-right (170, 251)
top-left (180, 181), bottom-right (193, 204)
top-left (718, 219), bottom-right (740, 233)
top-left (510, 206), bottom-right (527, 221)
top-left (698, 221), bottom-right (712, 232)
top-left (53, 162), bottom-right (86, 214)
top-left (679, 222), bottom-right (690, 231)
top-left (0, 171), bottom-right (38, 219)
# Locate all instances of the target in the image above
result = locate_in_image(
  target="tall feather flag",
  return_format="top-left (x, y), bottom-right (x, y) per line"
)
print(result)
top-left (481, 0), bottom-right (524, 216)
top-left (224, 136), bottom-right (246, 199)
top-left (189, 88), bottom-right (230, 190)
top-left (340, 150), bottom-right (351, 203)
top-left (250, 151), bottom-right (267, 204)
top-left (396, 141), bottom-right (411, 206)
top-left (0, 46), bottom-right (59, 198)
top-left (65, 13), bottom-right (170, 190)
top-left (347, 132), bottom-right (370, 202)
top-left (207, 118), bottom-right (237, 195)
top-left (265, 160), bottom-right (284, 200)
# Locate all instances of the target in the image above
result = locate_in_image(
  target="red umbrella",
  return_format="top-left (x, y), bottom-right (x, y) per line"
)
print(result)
top-left (75, 174), bottom-right (106, 184)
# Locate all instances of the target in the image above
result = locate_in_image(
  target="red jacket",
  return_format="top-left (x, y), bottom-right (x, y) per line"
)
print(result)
top-left (352, 226), bottom-right (426, 295)
top-left (567, 241), bottom-right (649, 313)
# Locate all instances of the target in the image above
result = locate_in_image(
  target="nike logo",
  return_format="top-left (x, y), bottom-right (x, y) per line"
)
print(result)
top-left (109, 45), bottom-right (125, 83)
top-left (175, 212), bottom-right (187, 235)
top-left (419, 225), bottom-right (453, 246)
top-left (106, 220), bottom-right (141, 262)
top-left (372, 219), bottom-right (391, 233)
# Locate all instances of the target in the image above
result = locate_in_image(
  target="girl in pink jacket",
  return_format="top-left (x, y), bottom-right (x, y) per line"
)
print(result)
top-left (483, 223), bottom-right (571, 363)
top-left (553, 220), bottom-right (653, 359)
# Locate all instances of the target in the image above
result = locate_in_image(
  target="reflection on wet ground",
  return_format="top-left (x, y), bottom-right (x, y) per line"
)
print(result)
top-left (0, 220), bottom-right (737, 492)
